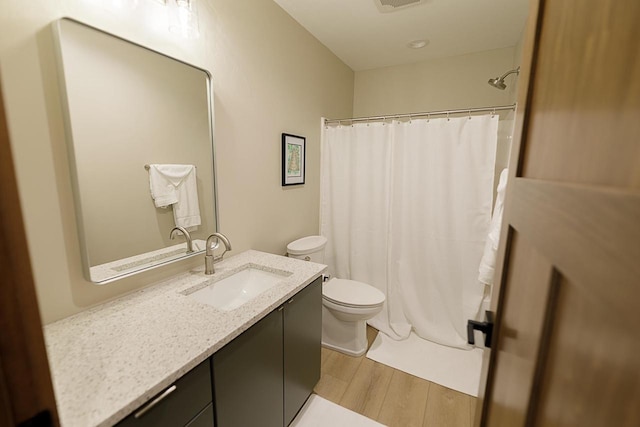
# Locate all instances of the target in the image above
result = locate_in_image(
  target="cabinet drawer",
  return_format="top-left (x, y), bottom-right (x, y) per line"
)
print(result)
top-left (117, 360), bottom-right (212, 427)
top-left (186, 403), bottom-right (214, 427)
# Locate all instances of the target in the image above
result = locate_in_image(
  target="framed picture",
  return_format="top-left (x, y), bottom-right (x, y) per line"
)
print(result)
top-left (282, 133), bottom-right (306, 186)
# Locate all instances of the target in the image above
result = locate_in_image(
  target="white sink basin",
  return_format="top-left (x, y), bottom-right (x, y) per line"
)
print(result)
top-left (188, 267), bottom-right (289, 311)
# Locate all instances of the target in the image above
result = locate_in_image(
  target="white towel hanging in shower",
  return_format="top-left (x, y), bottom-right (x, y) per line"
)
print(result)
top-left (478, 168), bottom-right (508, 285)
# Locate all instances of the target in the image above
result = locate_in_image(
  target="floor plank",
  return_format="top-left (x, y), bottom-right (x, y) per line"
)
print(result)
top-left (313, 372), bottom-right (349, 404)
top-left (470, 399), bottom-right (477, 427)
top-left (423, 383), bottom-right (473, 427)
top-left (367, 324), bottom-right (378, 347)
top-left (320, 346), bottom-right (364, 383)
top-left (377, 370), bottom-right (431, 427)
top-left (315, 326), bottom-right (477, 427)
top-left (339, 357), bottom-right (394, 419)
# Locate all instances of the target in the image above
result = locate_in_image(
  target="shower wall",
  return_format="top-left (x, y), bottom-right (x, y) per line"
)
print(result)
top-left (353, 47), bottom-right (517, 116)
top-left (352, 46), bottom-right (520, 199)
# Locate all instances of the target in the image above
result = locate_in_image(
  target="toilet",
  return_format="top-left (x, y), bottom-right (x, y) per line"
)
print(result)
top-left (287, 236), bottom-right (385, 357)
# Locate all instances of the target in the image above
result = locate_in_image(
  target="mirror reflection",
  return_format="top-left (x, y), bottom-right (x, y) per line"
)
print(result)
top-left (54, 18), bottom-right (217, 284)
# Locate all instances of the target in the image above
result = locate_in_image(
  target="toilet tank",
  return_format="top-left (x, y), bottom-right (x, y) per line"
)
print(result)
top-left (287, 235), bottom-right (327, 263)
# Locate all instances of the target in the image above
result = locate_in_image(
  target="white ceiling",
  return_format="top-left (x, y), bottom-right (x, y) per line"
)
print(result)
top-left (273, 0), bottom-right (529, 71)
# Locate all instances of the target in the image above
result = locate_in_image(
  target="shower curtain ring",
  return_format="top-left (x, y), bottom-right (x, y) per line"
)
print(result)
top-left (447, 111), bottom-right (450, 121)
top-left (427, 113), bottom-right (430, 122)
top-left (492, 108), bottom-right (496, 118)
top-left (468, 110), bottom-right (472, 120)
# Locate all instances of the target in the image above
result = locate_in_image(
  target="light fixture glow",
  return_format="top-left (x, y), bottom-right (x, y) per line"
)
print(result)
top-left (168, 0), bottom-right (200, 39)
top-left (407, 39), bottom-right (429, 49)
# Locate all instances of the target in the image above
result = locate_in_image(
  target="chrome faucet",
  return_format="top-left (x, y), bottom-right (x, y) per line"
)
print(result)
top-left (170, 226), bottom-right (194, 254)
top-left (205, 232), bottom-right (232, 275)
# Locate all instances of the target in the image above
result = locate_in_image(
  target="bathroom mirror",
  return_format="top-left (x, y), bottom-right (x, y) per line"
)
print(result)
top-left (54, 18), bottom-right (217, 284)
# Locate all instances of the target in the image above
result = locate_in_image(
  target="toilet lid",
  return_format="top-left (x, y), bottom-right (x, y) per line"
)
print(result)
top-left (323, 279), bottom-right (385, 307)
top-left (287, 235), bottom-right (327, 255)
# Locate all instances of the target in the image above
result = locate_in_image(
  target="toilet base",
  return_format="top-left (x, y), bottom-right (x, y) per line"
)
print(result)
top-left (321, 305), bottom-right (369, 357)
top-left (321, 340), bottom-right (367, 357)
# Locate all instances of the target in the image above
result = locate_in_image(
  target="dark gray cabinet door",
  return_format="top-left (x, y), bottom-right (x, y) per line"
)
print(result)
top-left (283, 277), bottom-right (322, 426)
top-left (185, 403), bottom-right (214, 427)
top-left (212, 309), bottom-right (284, 427)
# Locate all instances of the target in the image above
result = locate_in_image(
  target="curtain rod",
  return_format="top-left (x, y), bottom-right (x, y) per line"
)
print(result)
top-left (324, 103), bottom-right (516, 125)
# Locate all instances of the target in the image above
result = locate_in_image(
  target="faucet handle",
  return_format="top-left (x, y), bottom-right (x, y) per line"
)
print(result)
top-left (204, 233), bottom-right (231, 275)
top-left (206, 233), bottom-right (231, 258)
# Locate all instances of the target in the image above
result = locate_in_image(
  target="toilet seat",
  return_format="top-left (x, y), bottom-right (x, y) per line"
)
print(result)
top-left (323, 279), bottom-right (385, 308)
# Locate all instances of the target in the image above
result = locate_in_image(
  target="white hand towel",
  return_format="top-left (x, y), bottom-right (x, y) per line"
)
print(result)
top-left (148, 164), bottom-right (201, 228)
top-left (171, 166), bottom-right (201, 228)
top-left (149, 164), bottom-right (181, 208)
top-left (478, 168), bottom-right (509, 285)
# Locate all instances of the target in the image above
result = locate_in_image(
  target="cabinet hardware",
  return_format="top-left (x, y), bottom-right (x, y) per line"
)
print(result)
top-left (287, 298), bottom-right (294, 304)
top-left (277, 306), bottom-right (284, 312)
top-left (134, 385), bottom-right (177, 418)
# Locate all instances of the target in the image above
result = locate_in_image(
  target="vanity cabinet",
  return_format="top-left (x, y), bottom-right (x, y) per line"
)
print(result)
top-left (283, 276), bottom-right (322, 426)
top-left (115, 276), bottom-right (321, 427)
top-left (117, 359), bottom-right (213, 427)
top-left (186, 404), bottom-right (215, 427)
top-left (213, 307), bottom-right (284, 427)
top-left (213, 276), bottom-right (322, 427)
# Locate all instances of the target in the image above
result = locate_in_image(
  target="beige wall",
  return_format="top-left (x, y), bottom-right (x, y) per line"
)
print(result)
top-left (0, 0), bottom-right (354, 323)
top-left (353, 47), bottom-right (520, 198)
top-left (510, 28), bottom-right (526, 103)
top-left (353, 47), bottom-right (516, 117)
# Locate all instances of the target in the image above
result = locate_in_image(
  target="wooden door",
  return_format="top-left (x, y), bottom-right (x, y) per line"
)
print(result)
top-left (476, 0), bottom-right (640, 426)
top-left (0, 81), bottom-right (59, 424)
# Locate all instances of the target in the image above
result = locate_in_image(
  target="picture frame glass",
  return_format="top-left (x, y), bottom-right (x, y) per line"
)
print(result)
top-left (282, 134), bottom-right (305, 185)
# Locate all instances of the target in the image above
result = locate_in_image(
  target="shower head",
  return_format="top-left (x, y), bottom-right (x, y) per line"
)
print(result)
top-left (488, 77), bottom-right (508, 90)
top-left (488, 66), bottom-right (520, 90)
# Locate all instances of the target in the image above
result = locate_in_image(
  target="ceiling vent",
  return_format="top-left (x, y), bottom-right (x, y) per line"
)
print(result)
top-left (375, 0), bottom-right (427, 13)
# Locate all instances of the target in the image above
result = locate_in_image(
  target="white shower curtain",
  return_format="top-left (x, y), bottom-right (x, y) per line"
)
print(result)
top-left (320, 115), bottom-right (498, 348)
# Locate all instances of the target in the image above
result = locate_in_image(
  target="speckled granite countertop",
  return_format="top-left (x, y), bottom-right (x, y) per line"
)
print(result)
top-left (44, 250), bottom-right (326, 427)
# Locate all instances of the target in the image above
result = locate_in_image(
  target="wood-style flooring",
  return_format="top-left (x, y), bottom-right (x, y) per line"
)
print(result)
top-left (313, 326), bottom-right (477, 427)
